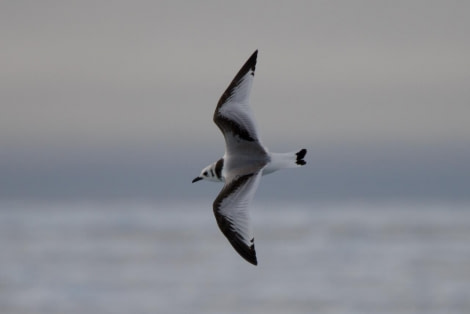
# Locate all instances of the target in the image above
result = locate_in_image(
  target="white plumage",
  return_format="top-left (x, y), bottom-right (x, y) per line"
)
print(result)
top-left (192, 50), bottom-right (307, 265)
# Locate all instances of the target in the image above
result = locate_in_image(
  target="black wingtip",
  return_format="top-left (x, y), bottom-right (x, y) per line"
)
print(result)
top-left (223, 235), bottom-right (258, 265)
top-left (230, 239), bottom-right (257, 265)
top-left (242, 244), bottom-right (258, 266)
top-left (245, 50), bottom-right (258, 74)
top-left (247, 239), bottom-right (258, 265)
top-left (296, 148), bottom-right (307, 166)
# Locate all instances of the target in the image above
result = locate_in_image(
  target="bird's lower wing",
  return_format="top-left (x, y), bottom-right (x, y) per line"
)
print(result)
top-left (212, 170), bottom-right (263, 265)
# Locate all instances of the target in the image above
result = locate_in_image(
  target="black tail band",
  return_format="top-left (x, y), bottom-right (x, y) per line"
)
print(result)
top-left (296, 149), bottom-right (307, 165)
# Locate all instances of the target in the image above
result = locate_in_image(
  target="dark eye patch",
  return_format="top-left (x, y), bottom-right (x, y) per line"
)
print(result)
top-left (203, 171), bottom-right (208, 176)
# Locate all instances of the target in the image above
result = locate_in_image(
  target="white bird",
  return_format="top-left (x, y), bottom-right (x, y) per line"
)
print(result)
top-left (192, 50), bottom-right (307, 265)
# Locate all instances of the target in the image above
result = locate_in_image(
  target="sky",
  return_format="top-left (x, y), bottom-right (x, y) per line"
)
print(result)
top-left (1, 1), bottom-right (469, 200)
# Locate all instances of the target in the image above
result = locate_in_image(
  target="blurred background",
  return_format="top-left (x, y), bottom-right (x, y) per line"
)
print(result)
top-left (1, 1), bottom-right (469, 313)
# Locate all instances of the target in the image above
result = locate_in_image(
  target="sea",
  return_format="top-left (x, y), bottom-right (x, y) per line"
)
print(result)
top-left (1, 199), bottom-right (469, 314)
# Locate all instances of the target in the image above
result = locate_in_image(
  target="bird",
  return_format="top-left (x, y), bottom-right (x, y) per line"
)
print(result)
top-left (192, 50), bottom-right (307, 265)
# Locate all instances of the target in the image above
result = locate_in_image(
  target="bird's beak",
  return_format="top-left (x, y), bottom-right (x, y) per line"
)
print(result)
top-left (192, 176), bottom-right (203, 183)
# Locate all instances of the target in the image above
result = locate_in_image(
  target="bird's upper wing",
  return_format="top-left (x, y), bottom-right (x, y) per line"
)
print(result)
top-left (212, 168), bottom-right (264, 265)
top-left (213, 50), bottom-right (267, 158)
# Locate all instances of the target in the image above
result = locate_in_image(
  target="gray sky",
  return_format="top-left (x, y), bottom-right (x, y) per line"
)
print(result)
top-left (1, 1), bottom-right (469, 200)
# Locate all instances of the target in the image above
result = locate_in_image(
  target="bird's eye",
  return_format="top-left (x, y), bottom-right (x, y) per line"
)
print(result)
top-left (203, 171), bottom-right (208, 176)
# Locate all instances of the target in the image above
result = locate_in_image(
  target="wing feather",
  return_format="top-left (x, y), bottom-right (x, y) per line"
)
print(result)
top-left (212, 171), bottom-right (263, 265)
top-left (213, 50), bottom-right (267, 157)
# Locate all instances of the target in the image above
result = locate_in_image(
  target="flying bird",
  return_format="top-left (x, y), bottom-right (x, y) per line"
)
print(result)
top-left (192, 50), bottom-right (307, 265)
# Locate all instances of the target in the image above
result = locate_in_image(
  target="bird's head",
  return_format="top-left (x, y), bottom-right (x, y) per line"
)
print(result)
top-left (192, 162), bottom-right (221, 183)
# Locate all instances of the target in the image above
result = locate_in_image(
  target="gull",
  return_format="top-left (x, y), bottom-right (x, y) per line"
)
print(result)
top-left (192, 50), bottom-right (307, 265)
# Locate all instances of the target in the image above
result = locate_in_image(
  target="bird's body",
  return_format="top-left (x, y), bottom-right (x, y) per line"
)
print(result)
top-left (192, 50), bottom-right (307, 265)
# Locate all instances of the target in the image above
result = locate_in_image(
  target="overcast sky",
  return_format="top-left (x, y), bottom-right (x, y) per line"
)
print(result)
top-left (1, 1), bottom-right (469, 200)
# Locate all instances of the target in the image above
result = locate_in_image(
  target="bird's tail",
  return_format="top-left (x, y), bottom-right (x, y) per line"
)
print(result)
top-left (295, 148), bottom-right (307, 166)
top-left (263, 148), bottom-right (307, 175)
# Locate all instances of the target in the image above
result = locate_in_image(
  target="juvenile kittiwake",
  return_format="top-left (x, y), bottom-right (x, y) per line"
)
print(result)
top-left (192, 50), bottom-right (307, 265)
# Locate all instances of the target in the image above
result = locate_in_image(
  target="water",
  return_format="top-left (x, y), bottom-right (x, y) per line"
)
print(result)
top-left (1, 199), bottom-right (469, 314)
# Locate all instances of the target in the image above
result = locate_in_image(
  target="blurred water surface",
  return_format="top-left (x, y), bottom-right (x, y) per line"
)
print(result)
top-left (1, 199), bottom-right (469, 314)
